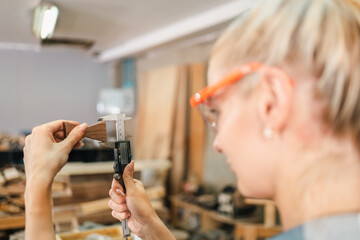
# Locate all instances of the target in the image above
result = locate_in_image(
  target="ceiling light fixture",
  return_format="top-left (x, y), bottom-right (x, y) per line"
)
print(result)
top-left (33, 3), bottom-right (59, 39)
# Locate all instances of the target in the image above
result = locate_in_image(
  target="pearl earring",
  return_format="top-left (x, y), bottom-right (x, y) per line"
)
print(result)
top-left (263, 126), bottom-right (275, 139)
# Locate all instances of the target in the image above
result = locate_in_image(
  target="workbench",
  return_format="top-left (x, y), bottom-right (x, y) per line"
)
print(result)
top-left (170, 195), bottom-right (282, 240)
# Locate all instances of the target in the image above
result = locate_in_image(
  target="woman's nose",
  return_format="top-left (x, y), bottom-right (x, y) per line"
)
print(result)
top-left (212, 136), bottom-right (223, 153)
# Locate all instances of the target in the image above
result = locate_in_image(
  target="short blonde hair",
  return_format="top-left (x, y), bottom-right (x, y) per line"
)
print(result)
top-left (211, 0), bottom-right (360, 144)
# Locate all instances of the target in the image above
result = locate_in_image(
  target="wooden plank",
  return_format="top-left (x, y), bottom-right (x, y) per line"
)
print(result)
top-left (264, 202), bottom-right (276, 228)
top-left (256, 226), bottom-right (283, 237)
top-left (244, 198), bottom-right (274, 205)
top-left (57, 226), bottom-right (128, 240)
top-left (243, 226), bottom-right (257, 240)
top-left (2, 182), bottom-right (25, 195)
top-left (0, 215), bottom-right (25, 230)
top-left (78, 186), bottom-right (166, 216)
top-left (134, 65), bottom-right (180, 159)
top-left (0, 172), bottom-right (5, 185)
top-left (0, 202), bottom-right (22, 214)
top-left (63, 121), bottom-right (107, 142)
top-left (170, 195), bottom-right (261, 226)
top-left (52, 174), bottom-right (72, 198)
top-left (201, 214), bottom-right (221, 231)
top-left (133, 71), bottom-right (147, 159)
top-left (169, 66), bottom-right (187, 194)
top-left (188, 63), bottom-right (206, 183)
top-left (3, 167), bottom-right (21, 182)
top-left (58, 160), bottom-right (171, 176)
top-left (234, 225), bottom-right (282, 239)
top-left (78, 211), bottom-right (117, 225)
top-left (244, 198), bottom-right (277, 228)
top-left (79, 198), bottom-right (111, 216)
top-left (53, 206), bottom-right (79, 233)
top-left (53, 174), bottom-right (113, 206)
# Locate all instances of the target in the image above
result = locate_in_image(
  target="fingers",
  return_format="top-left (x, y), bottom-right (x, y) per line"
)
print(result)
top-left (24, 134), bottom-right (31, 147)
top-left (123, 161), bottom-right (135, 192)
top-left (59, 123), bottom-right (87, 152)
top-left (23, 135), bottom-right (30, 163)
top-left (111, 210), bottom-right (130, 221)
top-left (111, 178), bottom-right (124, 193)
top-left (47, 120), bottom-right (80, 133)
top-left (54, 131), bottom-right (65, 140)
top-left (54, 131), bottom-right (84, 148)
top-left (109, 188), bottom-right (126, 204)
top-left (34, 120), bottom-right (80, 134)
top-left (108, 199), bottom-right (128, 212)
top-left (109, 180), bottom-right (131, 222)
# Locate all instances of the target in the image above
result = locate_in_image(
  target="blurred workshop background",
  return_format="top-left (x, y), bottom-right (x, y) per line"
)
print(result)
top-left (0, 1), bottom-right (282, 239)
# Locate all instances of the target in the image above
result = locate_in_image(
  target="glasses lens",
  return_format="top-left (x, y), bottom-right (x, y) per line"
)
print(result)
top-left (197, 103), bottom-right (218, 132)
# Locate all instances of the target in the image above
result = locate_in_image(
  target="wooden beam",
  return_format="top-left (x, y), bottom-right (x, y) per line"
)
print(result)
top-left (170, 66), bottom-right (187, 194)
top-left (57, 226), bottom-right (126, 240)
top-left (244, 198), bottom-right (277, 228)
top-left (134, 66), bottom-right (179, 159)
top-left (79, 198), bottom-right (111, 216)
top-left (188, 63), bottom-right (206, 183)
top-left (0, 215), bottom-right (25, 230)
top-left (58, 160), bottom-right (171, 176)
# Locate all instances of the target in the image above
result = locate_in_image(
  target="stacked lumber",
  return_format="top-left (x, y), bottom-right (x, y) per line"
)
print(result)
top-left (134, 63), bottom-right (207, 195)
top-left (0, 166), bottom-right (72, 231)
top-left (0, 167), bottom-right (26, 220)
top-left (134, 65), bottom-right (180, 160)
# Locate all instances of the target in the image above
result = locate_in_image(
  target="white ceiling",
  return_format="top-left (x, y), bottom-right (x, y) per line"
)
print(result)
top-left (0, 0), bottom-right (255, 60)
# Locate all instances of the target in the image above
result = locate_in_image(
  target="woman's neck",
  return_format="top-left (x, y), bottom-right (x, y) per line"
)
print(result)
top-left (274, 139), bottom-right (360, 230)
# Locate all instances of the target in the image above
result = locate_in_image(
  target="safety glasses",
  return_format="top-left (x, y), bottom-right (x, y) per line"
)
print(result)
top-left (189, 62), bottom-right (264, 132)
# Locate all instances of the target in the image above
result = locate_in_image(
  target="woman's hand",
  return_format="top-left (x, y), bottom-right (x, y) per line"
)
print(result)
top-left (108, 161), bottom-right (175, 240)
top-left (23, 120), bottom-right (87, 184)
top-left (24, 120), bottom-right (87, 240)
top-left (108, 161), bottom-right (157, 237)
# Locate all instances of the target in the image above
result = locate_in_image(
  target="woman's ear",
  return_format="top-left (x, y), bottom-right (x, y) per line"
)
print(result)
top-left (257, 66), bottom-right (294, 132)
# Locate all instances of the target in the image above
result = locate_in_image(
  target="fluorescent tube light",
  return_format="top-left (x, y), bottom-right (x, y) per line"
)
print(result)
top-left (33, 3), bottom-right (59, 39)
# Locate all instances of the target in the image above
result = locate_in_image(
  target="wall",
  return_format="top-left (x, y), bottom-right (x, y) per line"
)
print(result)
top-left (0, 48), bottom-right (111, 134)
top-left (0, 43), bottom-right (236, 191)
top-left (136, 43), bottom-right (236, 192)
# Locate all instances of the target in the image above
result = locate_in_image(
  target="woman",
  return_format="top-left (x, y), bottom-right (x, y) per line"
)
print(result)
top-left (24, 0), bottom-right (360, 239)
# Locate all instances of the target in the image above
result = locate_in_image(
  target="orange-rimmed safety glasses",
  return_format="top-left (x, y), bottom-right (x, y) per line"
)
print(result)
top-left (189, 62), bottom-right (264, 132)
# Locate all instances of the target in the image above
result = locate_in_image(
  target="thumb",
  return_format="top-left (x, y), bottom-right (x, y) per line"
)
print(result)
top-left (60, 123), bottom-right (87, 152)
top-left (123, 161), bottom-right (135, 191)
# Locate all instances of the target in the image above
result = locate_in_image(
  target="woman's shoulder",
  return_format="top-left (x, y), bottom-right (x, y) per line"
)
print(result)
top-left (269, 213), bottom-right (360, 240)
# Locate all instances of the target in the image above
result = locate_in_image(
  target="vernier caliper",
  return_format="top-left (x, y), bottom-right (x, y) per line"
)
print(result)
top-left (63, 113), bottom-right (132, 239)
top-left (97, 113), bottom-right (132, 239)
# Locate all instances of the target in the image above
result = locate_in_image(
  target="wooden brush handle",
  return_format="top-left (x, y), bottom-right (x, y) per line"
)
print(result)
top-left (63, 121), bottom-right (107, 142)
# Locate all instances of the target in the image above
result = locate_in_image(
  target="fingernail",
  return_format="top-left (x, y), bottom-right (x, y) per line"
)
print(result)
top-left (116, 189), bottom-right (125, 196)
top-left (79, 142), bottom-right (85, 148)
top-left (79, 123), bottom-right (87, 132)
